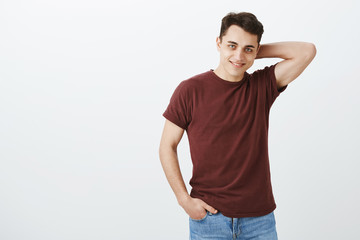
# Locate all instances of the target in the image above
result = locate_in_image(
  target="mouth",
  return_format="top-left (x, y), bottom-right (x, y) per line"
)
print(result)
top-left (230, 61), bottom-right (245, 69)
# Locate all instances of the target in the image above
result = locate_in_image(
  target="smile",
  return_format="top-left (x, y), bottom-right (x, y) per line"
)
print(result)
top-left (230, 61), bottom-right (245, 68)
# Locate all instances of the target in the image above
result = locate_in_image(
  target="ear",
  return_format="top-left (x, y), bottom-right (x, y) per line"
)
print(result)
top-left (216, 37), bottom-right (221, 51)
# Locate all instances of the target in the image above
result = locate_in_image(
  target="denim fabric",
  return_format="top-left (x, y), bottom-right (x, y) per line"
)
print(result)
top-left (189, 211), bottom-right (278, 240)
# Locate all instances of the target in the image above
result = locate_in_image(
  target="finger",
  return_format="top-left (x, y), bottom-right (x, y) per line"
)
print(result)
top-left (201, 201), bottom-right (218, 214)
top-left (191, 210), bottom-right (207, 220)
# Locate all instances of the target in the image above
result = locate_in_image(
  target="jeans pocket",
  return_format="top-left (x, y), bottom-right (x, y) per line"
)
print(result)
top-left (189, 211), bottom-right (208, 222)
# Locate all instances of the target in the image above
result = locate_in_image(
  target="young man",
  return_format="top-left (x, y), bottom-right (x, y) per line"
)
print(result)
top-left (159, 12), bottom-right (316, 239)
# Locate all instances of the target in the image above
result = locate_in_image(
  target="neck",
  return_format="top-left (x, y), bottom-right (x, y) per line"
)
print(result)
top-left (213, 65), bottom-right (245, 82)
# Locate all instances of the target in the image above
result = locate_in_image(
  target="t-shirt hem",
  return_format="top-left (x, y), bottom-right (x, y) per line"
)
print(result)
top-left (162, 112), bottom-right (187, 130)
top-left (191, 191), bottom-right (276, 218)
top-left (219, 204), bottom-right (277, 218)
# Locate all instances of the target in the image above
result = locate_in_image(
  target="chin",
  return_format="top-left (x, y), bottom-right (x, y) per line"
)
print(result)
top-left (228, 68), bottom-right (245, 77)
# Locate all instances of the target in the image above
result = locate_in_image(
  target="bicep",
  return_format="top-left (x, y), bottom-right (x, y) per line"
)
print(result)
top-left (275, 43), bottom-right (316, 89)
top-left (159, 119), bottom-right (185, 151)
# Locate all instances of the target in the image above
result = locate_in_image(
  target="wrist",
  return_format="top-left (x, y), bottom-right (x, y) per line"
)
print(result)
top-left (177, 193), bottom-right (191, 207)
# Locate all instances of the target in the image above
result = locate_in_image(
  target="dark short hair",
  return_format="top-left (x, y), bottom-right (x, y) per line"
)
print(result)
top-left (219, 12), bottom-right (264, 44)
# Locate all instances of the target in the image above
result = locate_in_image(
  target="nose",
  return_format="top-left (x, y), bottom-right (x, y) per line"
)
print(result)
top-left (233, 49), bottom-right (245, 62)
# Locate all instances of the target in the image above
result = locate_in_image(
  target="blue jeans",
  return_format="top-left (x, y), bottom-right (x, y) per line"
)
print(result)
top-left (189, 211), bottom-right (278, 240)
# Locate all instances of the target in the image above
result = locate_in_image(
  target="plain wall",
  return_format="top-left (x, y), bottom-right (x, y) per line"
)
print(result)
top-left (0, 0), bottom-right (359, 239)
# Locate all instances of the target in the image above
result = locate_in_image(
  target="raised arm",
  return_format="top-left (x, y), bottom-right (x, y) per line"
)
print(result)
top-left (256, 41), bottom-right (317, 89)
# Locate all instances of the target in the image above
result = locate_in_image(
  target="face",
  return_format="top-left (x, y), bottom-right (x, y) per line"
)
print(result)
top-left (215, 25), bottom-right (260, 82)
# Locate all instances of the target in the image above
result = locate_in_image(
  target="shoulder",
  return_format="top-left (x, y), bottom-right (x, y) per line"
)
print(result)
top-left (250, 65), bottom-right (276, 79)
top-left (176, 70), bottom-right (212, 90)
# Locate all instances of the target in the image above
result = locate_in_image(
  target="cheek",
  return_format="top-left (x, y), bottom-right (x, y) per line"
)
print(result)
top-left (220, 52), bottom-right (230, 62)
top-left (220, 48), bottom-right (230, 56)
top-left (223, 52), bottom-right (233, 61)
top-left (245, 55), bottom-right (256, 63)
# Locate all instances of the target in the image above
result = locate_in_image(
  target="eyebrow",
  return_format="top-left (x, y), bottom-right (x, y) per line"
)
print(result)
top-left (227, 41), bottom-right (256, 48)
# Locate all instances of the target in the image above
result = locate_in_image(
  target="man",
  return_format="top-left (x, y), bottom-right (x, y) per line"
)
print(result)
top-left (159, 12), bottom-right (316, 239)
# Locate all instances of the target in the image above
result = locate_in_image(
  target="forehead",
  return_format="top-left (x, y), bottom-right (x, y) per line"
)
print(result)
top-left (222, 25), bottom-right (258, 46)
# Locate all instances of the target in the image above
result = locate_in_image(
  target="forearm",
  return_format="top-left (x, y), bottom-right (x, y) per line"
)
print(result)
top-left (159, 147), bottom-right (190, 205)
top-left (256, 41), bottom-right (316, 60)
top-left (159, 146), bottom-right (218, 218)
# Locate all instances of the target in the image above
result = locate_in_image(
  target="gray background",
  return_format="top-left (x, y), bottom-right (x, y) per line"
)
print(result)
top-left (1, 0), bottom-right (359, 239)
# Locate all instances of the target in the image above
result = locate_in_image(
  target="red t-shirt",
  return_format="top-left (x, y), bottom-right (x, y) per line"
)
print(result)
top-left (163, 64), bottom-right (287, 218)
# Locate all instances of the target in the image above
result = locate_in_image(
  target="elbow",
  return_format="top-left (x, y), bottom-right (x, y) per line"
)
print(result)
top-left (159, 143), bottom-right (167, 159)
top-left (159, 145), bottom-right (167, 164)
top-left (305, 42), bottom-right (317, 61)
top-left (159, 142), bottom-right (177, 160)
top-left (159, 140), bottom-right (177, 154)
top-left (297, 42), bottom-right (316, 65)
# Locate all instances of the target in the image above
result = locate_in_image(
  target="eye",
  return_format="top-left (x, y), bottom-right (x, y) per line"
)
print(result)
top-left (245, 48), bottom-right (253, 52)
top-left (228, 45), bottom-right (236, 49)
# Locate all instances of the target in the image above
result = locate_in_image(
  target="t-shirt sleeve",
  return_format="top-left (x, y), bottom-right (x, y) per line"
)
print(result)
top-left (163, 81), bottom-right (192, 130)
top-left (263, 63), bottom-right (288, 105)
